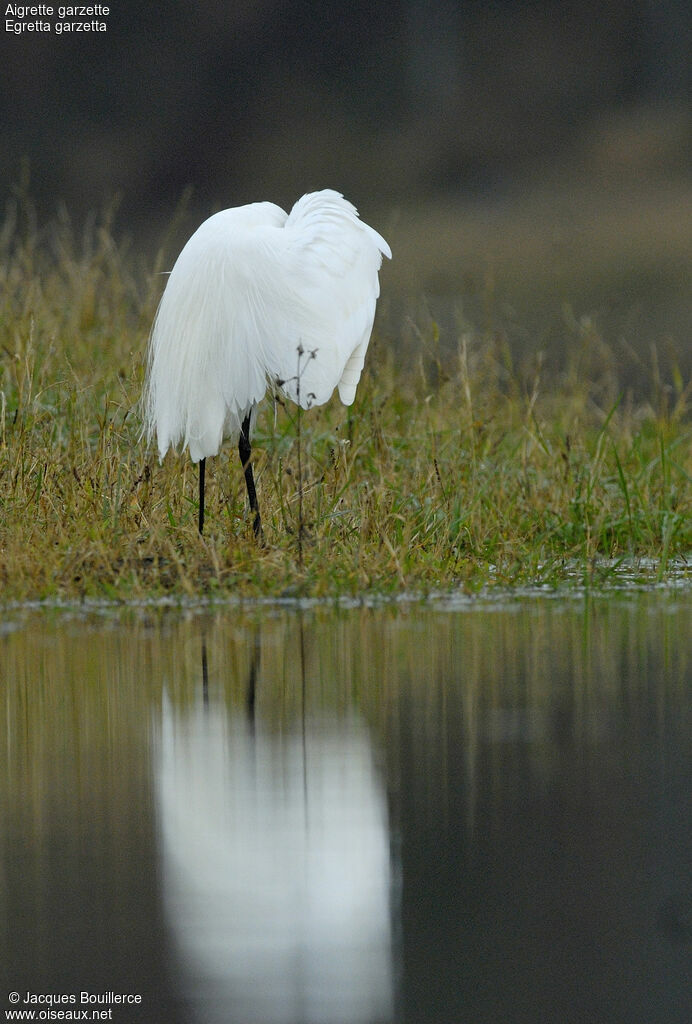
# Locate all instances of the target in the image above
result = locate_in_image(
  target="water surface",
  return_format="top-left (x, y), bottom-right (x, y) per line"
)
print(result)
top-left (1, 592), bottom-right (690, 1023)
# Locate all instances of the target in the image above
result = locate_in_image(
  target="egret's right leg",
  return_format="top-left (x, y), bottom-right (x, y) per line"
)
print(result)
top-left (198, 457), bottom-right (206, 535)
top-left (238, 415), bottom-right (262, 540)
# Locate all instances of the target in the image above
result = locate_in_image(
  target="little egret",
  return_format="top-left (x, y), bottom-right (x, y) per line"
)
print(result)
top-left (143, 189), bottom-right (391, 536)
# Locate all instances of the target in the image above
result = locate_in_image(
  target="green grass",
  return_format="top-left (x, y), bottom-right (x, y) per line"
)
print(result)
top-left (1, 197), bottom-right (691, 604)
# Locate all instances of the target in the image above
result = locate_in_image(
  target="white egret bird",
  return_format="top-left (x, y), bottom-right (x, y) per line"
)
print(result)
top-left (143, 190), bottom-right (391, 536)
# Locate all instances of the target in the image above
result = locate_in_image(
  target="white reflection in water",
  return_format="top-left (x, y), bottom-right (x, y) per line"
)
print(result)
top-left (156, 700), bottom-right (393, 1024)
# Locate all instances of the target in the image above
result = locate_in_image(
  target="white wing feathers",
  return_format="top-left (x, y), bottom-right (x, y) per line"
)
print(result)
top-left (145, 190), bottom-right (390, 463)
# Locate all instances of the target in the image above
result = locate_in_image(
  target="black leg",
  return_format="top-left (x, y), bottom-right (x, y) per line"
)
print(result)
top-left (239, 414), bottom-right (262, 539)
top-left (198, 457), bottom-right (206, 534)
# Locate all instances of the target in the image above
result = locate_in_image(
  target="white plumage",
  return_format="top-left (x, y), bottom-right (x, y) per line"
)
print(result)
top-left (144, 190), bottom-right (391, 465)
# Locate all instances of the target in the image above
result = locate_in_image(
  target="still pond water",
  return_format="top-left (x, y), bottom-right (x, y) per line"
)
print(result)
top-left (1, 591), bottom-right (690, 1024)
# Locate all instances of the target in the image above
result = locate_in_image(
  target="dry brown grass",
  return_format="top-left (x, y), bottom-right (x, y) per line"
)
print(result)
top-left (1, 192), bottom-right (690, 603)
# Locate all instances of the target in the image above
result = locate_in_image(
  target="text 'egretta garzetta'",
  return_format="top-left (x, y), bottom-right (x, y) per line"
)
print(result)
top-left (143, 190), bottom-right (391, 536)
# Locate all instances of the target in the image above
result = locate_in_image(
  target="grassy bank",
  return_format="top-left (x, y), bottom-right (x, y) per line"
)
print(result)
top-left (1, 199), bottom-right (690, 604)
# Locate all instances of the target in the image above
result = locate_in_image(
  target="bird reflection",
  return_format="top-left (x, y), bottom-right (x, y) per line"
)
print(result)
top-left (156, 630), bottom-right (394, 1024)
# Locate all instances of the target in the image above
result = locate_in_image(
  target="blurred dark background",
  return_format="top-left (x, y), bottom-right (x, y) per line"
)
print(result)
top-left (2, 0), bottom-right (689, 214)
top-left (1, 0), bottom-right (690, 382)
